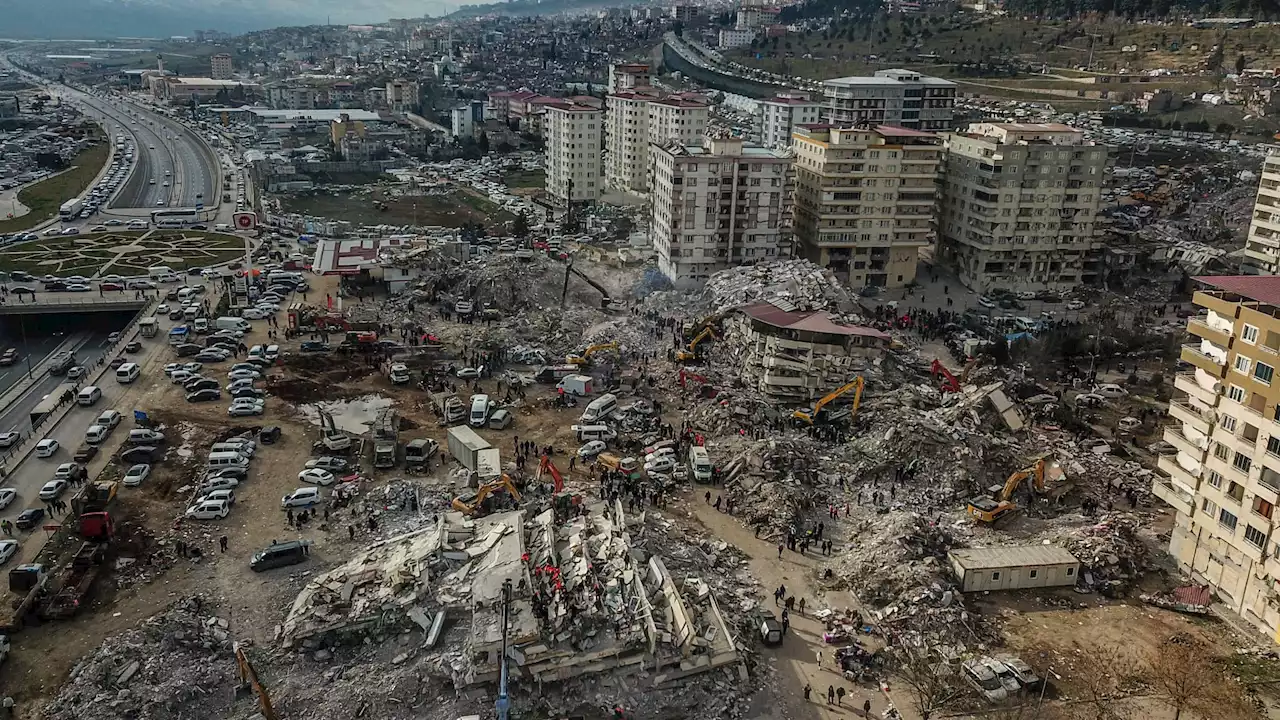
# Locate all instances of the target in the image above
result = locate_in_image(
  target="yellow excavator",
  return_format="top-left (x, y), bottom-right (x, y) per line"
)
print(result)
top-left (566, 341), bottom-right (618, 366)
top-left (966, 457), bottom-right (1067, 524)
top-left (675, 327), bottom-right (717, 362)
top-left (793, 377), bottom-right (864, 425)
top-left (452, 474), bottom-right (523, 516)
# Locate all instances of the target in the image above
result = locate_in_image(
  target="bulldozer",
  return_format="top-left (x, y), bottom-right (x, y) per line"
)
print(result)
top-left (452, 475), bottom-right (523, 516)
top-left (965, 457), bottom-right (1069, 524)
top-left (793, 377), bottom-right (864, 425)
top-left (675, 327), bottom-right (717, 363)
top-left (566, 341), bottom-right (617, 366)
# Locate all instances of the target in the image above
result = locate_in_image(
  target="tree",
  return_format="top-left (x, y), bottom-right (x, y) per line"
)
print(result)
top-left (1060, 642), bottom-right (1138, 720)
top-left (1145, 635), bottom-right (1258, 720)
top-left (513, 209), bottom-right (530, 238)
top-left (1235, 53), bottom-right (1247, 74)
top-left (888, 648), bottom-right (965, 720)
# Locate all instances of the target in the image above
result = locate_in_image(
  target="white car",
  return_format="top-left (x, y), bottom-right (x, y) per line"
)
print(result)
top-left (281, 487), bottom-right (323, 508)
top-left (644, 448), bottom-right (677, 464)
top-left (122, 464), bottom-right (151, 487)
top-left (298, 468), bottom-right (336, 486)
top-left (67, 366), bottom-right (86, 380)
top-left (185, 499), bottom-right (230, 520)
top-left (254, 302), bottom-right (280, 313)
top-left (157, 303), bottom-right (170, 313)
top-left (54, 463), bottom-right (80, 481)
top-left (241, 308), bottom-right (268, 320)
top-left (227, 369), bottom-right (261, 381)
top-left (1066, 300), bottom-right (1086, 311)
top-left (0, 432), bottom-right (19, 449)
top-left (107, 332), bottom-right (121, 343)
top-left (0, 488), bottom-right (17, 510)
top-left (456, 367), bottom-right (481, 379)
top-left (228, 400), bottom-right (265, 417)
top-left (35, 439), bottom-right (59, 458)
top-left (38, 479), bottom-right (68, 500)
top-left (1095, 383), bottom-right (1129, 399)
top-left (0, 540), bottom-right (17, 565)
top-left (97, 410), bottom-right (121, 428)
top-left (171, 370), bottom-right (195, 384)
top-left (578, 440), bottom-right (607, 459)
top-left (197, 488), bottom-right (236, 506)
top-left (644, 456), bottom-right (676, 474)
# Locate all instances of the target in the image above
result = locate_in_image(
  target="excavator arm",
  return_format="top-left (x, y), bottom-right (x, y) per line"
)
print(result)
top-left (538, 456), bottom-right (565, 493)
top-left (793, 377), bottom-right (864, 424)
top-left (562, 261), bottom-right (612, 310)
top-left (931, 359), bottom-right (961, 393)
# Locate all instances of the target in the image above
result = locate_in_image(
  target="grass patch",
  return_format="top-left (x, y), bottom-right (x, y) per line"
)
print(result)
top-left (0, 230), bottom-right (245, 276)
top-left (504, 169), bottom-right (545, 189)
top-left (0, 140), bottom-right (109, 234)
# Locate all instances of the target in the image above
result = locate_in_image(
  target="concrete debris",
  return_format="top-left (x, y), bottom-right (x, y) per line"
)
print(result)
top-left (43, 596), bottom-right (235, 720)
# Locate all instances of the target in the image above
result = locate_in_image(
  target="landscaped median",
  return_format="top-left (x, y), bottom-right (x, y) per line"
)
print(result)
top-left (0, 230), bottom-right (246, 277)
top-left (0, 138), bottom-right (111, 235)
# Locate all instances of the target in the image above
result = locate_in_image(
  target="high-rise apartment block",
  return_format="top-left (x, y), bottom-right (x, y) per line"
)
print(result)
top-left (607, 63), bottom-right (650, 94)
top-left (1243, 151), bottom-right (1280, 275)
top-left (649, 137), bottom-right (792, 289)
top-left (791, 125), bottom-right (941, 289)
top-left (545, 101), bottom-right (603, 204)
top-left (1156, 275), bottom-right (1280, 639)
top-left (605, 89), bottom-right (708, 194)
top-left (821, 69), bottom-right (956, 131)
top-left (760, 94), bottom-right (821, 149)
top-left (210, 53), bottom-right (233, 80)
top-left (385, 80), bottom-right (419, 114)
top-left (937, 122), bottom-right (1107, 293)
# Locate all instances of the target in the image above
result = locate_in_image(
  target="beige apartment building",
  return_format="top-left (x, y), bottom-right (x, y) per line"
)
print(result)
top-left (1157, 275), bottom-right (1280, 642)
top-left (937, 122), bottom-right (1108, 293)
top-left (605, 90), bottom-right (708, 194)
top-left (545, 101), bottom-right (603, 204)
top-left (649, 137), bottom-right (792, 288)
top-left (1243, 151), bottom-right (1280, 275)
top-left (791, 124), bottom-right (941, 289)
top-left (210, 53), bottom-right (233, 80)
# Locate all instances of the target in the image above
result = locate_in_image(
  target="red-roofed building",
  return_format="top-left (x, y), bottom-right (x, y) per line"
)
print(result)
top-left (605, 89), bottom-right (708, 193)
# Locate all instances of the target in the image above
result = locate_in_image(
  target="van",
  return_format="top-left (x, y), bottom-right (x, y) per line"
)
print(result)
top-left (215, 317), bottom-right (251, 332)
top-left (250, 540), bottom-right (311, 572)
top-left (147, 265), bottom-right (173, 279)
top-left (281, 486), bottom-right (323, 508)
top-left (214, 223), bottom-right (232, 232)
top-left (76, 386), bottom-right (102, 406)
top-left (488, 409), bottom-right (514, 430)
top-left (580, 393), bottom-right (618, 423)
top-left (115, 363), bottom-right (140, 383)
top-left (211, 441), bottom-right (255, 457)
top-left (572, 424), bottom-right (616, 443)
top-left (177, 288), bottom-right (196, 303)
top-left (689, 446), bottom-right (713, 483)
top-left (469, 394), bottom-right (491, 427)
top-left (85, 424), bottom-right (109, 445)
top-left (207, 451), bottom-right (251, 471)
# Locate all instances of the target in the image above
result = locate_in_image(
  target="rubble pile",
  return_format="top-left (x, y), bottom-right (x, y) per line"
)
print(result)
top-left (835, 512), bottom-right (955, 607)
top-left (43, 596), bottom-right (235, 720)
top-left (644, 259), bottom-right (857, 319)
top-left (1049, 513), bottom-right (1151, 592)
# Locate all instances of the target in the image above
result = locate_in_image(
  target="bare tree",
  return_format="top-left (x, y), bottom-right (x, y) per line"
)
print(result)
top-left (888, 648), bottom-right (965, 720)
top-left (1059, 642), bottom-right (1138, 720)
top-left (1146, 635), bottom-right (1261, 720)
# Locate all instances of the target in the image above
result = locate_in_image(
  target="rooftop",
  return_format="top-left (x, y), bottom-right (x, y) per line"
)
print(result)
top-left (247, 108), bottom-right (382, 123)
top-left (949, 545), bottom-right (1080, 571)
top-left (742, 302), bottom-right (890, 339)
top-left (1195, 275), bottom-right (1280, 308)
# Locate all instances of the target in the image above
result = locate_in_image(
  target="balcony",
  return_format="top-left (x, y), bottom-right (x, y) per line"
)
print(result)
top-left (1174, 372), bottom-right (1220, 405)
top-left (1257, 467), bottom-right (1280, 505)
top-left (1169, 400), bottom-right (1213, 435)
top-left (1165, 427), bottom-right (1207, 458)
top-left (1152, 478), bottom-right (1194, 516)
top-left (1181, 344), bottom-right (1226, 374)
top-left (1158, 454), bottom-right (1200, 490)
top-left (1187, 317), bottom-right (1231, 347)
top-left (1192, 291), bottom-right (1240, 321)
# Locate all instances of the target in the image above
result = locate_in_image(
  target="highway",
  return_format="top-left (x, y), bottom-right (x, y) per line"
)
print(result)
top-left (0, 334), bottom-right (78, 415)
top-left (0, 332), bottom-right (110, 439)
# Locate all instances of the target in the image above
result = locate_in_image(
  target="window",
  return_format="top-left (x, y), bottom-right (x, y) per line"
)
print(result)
top-left (1257, 362), bottom-right (1275, 385)
top-left (1246, 525), bottom-right (1267, 548)
top-left (1208, 470), bottom-right (1224, 489)
top-left (991, 571), bottom-right (1001, 580)
top-left (1229, 385), bottom-right (1246, 403)
top-left (1214, 443), bottom-right (1231, 461)
top-left (1232, 452), bottom-right (1253, 474)
top-left (1029, 569), bottom-right (1039, 579)
top-left (1066, 567), bottom-right (1074, 576)
top-left (1220, 508), bottom-right (1239, 531)
top-left (1235, 355), bottom-right (1252, 375)
top-left (1243, 325), bottom-right (1260, 344)
top-left (1202, 497), bottom-right (1219, 517)
top-left (1222, 415), bottom-right (1238, 432)
top-left (1254, 497), bottom-right (1273, 519)
top-left (1269, 436), bottom-right (1280, 457)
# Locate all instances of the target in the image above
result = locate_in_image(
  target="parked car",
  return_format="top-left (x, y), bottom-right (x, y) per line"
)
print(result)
top-left (186, 388), bottom-right (221, 403)
top-left (304, 456), bottom-right (349, 472)
top-left (249, 540), bottom-right (310, 572)
top-left (0, 488), bottom-right (16, 510)
top-left (298, 468), bottom-right (335, 486)
top-left (185, 499), bottom-right (230, 520)
top-left (577, 440), bottom-right (607, 459)
top-left (14, 508), bottom-right (44, 530)
top-left (122, 464), bottom-right (151, 487)
top-left (228, 400), bottom-right (265, 417)
top-left (119, 446), bottom-right (161, 464)
top-left (0, 432), bottom-right (19, 449)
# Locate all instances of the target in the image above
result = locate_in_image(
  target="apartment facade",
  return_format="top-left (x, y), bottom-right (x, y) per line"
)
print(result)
top-left (1243, 151), bottom-right (1280, 275)
top-left (385, 80), bottom-right (419, 114)
top-left (649, 137), bottom-right (792, 288)
top-left (605, 91), bottom-right (708, 194)
top-left (607, 63), bottom-right (650, 93)
top-left (760, 95), bottom-right (821, 149)
top-left (821, 69), bottom-right (956, 131)
top-left (210, 53), bottom-right (233, 80)
top-left (937, 122), bottom-right (1108, 293)
top-left (545, 102), bottom-right (603, 204)
top-left (791, 124), bottom-right (941, 289)
top-left (1156, 275), bottom-right (1280, 642)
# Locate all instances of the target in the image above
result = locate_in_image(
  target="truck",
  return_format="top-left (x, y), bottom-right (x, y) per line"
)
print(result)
top-left (597, 452), bottom-right (641, 481)
top-left (0, 564), bottom-right (49, 634)
top-left (71, 481), bottom-right (117, 519)
top-left (431, 391), bottom-right (466, 425)
top-left (41, 542), bottom-right (107, 620)
top-left (138, 316), bottom-right (159, 338)
top-left (535, 365), bottom-right (579, 383)
top-left (404, 438), bottom-right (440, 469)
top-left (314, 410), bottom-right (353, 454)
top-left (372, 409), bottom-right (399, 470)
top-left (447, 426), bottom-right (500, 476)
top-left (556, 374), bottom-right (594, 396)
top-left (389, 363), bottom-right (411, 385)
top-left (58, 198), bottom-right (83, 222)
top-left (48, 350), bottom-right (77, 375)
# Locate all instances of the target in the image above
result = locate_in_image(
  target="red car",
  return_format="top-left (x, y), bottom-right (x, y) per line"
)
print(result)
top-left (100, 282), bottom-right (124, 291)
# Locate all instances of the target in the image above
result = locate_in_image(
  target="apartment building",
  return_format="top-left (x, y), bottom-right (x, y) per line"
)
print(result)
top-left (719, 28), bottom-right (757, 49)
top-left (937, 122), bottom-right (1108, 293)
top-left (1243, 151), bottom-right (1280, 275)
top-left (604, 91), bottom-right (708, 194)
top-left (760, 94), bottom-right (821, 149)
top-left (1156, 275), bottom-right (1280, 640)
top-left (821, 69), bottom-right (956, 131)
top-left (210, 53), bottom-right (233, 80)
top-left (545, 101), bottom-right (603, 204)
top-left (607, 63), bottom-right (650, 93)
top-left (386, 80), bottom-right (419, 114)
top-left (649, 137), bottom-right (792, 288)
top-left (791, 124), bottom-right (941, 289)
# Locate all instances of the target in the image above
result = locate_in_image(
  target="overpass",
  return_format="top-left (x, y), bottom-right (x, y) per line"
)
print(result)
top-left (653, 36), bottom-right (806, 100)
top-left (0, 294), bottom-right (150, 316)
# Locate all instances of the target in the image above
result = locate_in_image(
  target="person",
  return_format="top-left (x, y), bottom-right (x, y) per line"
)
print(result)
top-left (803, 684), bottom-right (811, 701)
top-left (863, 699), bottom-right (872, 716)
top-left (799, 597), bottom-right (806, 615)
top-left (219, 535), bottom-right (228, 553)
top-left (348, 525), bottom-right (356, 540)
top-left (836, 687), bottom-right (845, 706)
top-left (704, 490), bottom-right (711, 504)
top-left (777, 542), bottom-right (784, 559)
top-left (286, 508), bottom-right (294, 526)
top-left (827, 686), bottom-right (836, 705)
top-left (781, 609), bottom-right (789, 635)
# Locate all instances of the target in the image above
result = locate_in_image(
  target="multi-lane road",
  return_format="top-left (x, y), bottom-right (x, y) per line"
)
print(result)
top-left (0, 332), bottom-right (111, 439)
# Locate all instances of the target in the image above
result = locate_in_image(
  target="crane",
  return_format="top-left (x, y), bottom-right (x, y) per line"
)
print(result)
top-left (930, 359), bottom-right (961, 393)
top-left (561, 259), bottom-right (612, 310)
top-left (235, 643), bottom-right (278, 720)
top-left (451, 475), bottom-right (523, 516)
top-left (537, 454), bottom-right (565, 493)
top-left (675, 327), bottom-right (717, 362)
top-left (566, 341), bottom-right (617, 366)
top-left (792, 377), bottom-right (864, 425)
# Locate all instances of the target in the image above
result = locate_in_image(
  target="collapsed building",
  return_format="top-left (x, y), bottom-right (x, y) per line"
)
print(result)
top-left (281, 504), bottom-right (740, 688)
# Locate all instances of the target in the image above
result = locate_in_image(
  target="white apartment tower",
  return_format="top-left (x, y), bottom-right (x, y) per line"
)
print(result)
top-left (791, 124), bottom-right (941, 289)
top-left (650, 136), bottom-right (793, 288)
top-left (210, 53), bottom-right (233, 80)
top-left (938, 122), bottom-right (1108, 293)
top-left (545, 101), bottom-right (603, 204)
top-left (822, 69), bottom-right (956, 131)
top-left (1243, 151), bottom-right (1280, 275)
top-left (760, 94), bottom-right (821, 149)
top-left (605, 90), bottom-right (708, 194)
top-left (607, 63), bottom-right (650, 93)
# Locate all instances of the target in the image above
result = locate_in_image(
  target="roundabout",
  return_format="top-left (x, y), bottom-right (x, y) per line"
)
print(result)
top-left (0, 230), bottom-right (247, 278)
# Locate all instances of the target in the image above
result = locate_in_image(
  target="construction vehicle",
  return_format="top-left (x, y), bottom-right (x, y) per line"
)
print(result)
top-left (678, 368), bottom-right (715, 396)
top-left (566, 341), bottom-right (618, 366)
top-left (561, 259), bottom-right (613, 310)
top-left (70, 480), bottom-right (117, 518)
top-left (235, 642), bottom-right (279, 720)
top-left (314, 410), bottom-right (353, 454)
top-left (966, 458), bottom-right (1069, 524)
top-left (431, 391), bottom-right (466, 425)
top-left (597, 452), bottom-right (641, 481)
top-left (452, 474), bottom-right (522, 516)
top-left (41, 542), bottom-right (108, 620)
top-left (792, 377), bottom-right (864, 425)
top-left (372, 408), bottom-right (399, 470)
top-left (931, 359), bottom-right (961, 393)
top-left (675, 327), bottom-right (717, 362)
top-left (337, 330), bottom-right (379, 354)
top-left (0, 564), bottom-right (49, 634)
top-left (537, 455), bottom-right (565, 493)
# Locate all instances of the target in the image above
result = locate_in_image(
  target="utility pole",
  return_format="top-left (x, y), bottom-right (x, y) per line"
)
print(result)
top-left (19, 318), bottom-right (31, 379)
top-left (496, 579), bottom-right (512, 720)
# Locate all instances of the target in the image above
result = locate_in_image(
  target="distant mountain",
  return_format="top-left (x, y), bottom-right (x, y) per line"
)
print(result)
top-left (1, 0), bottom-right (454, 39)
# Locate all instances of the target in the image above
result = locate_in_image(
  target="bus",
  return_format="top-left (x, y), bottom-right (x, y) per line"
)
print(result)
top-left (151, 208), bottom-right (200, 229)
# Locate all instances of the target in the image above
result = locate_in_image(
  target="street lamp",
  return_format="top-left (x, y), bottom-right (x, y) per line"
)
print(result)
top-left (18, 318), bottom-right (32, 379)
